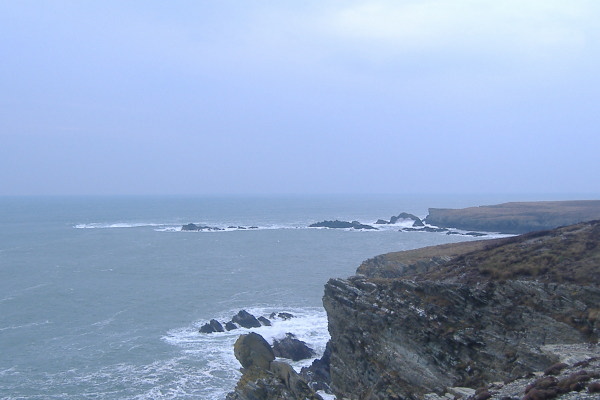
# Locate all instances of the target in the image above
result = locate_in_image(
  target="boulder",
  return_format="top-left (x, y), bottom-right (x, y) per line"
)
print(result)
top-left (199, 319), bottom-right (225, 333)
top-left (227, 333), bottom-right (323, 400)
top-left (232, 310), bottom-right (262, 329)
top-left (225, 321), bottom-right (238, 331)
top-left (233, 332), bottom-right (275, 370)
top-left (272, 333), bottom-right (315, 361)
top-left (258, 316), bottom-right (271, 326)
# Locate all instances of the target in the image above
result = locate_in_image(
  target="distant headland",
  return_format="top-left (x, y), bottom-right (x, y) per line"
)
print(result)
top-left (425, 200), bottom-right (600, 234)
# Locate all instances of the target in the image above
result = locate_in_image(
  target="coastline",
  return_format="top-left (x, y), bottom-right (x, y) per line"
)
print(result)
top-left (225, 200), bottom-right (600, 399)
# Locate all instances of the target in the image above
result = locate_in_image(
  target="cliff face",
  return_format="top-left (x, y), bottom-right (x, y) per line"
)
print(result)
top-left (424, 200), bottom-right (600, 234)
top-left (323, 221), bottom-right (600, 400)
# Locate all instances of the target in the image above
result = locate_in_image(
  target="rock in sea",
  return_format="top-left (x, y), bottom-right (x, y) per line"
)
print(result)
top-left (272, 333), bottom-right (315, 361)
top-left (232, 310), bottom-right (262, 329)
top-left (199, 319), bottom-right (225, 333)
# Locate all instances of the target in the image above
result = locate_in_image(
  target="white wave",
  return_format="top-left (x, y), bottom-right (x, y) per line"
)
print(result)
top-left (154, 226), bottom-right (183, 232)
top-left (74, 222), bottom-right (166, 229)
top-left (0, 320), bottom-right (52, 332)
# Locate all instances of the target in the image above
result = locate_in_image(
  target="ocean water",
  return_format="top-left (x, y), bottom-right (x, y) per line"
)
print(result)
top-left (0, 194), bottom-right (544, 399)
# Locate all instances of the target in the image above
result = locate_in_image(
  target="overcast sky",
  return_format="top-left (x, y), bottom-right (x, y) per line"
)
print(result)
top-left (1, 1), bottom-right (599, 196)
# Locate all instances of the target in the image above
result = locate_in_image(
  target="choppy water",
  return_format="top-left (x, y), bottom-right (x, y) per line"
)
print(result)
top-left (0, 194), bottom-right (556, 399)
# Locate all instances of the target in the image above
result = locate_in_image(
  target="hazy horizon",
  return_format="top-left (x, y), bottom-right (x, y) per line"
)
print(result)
top-left (2, 1), bottom-right (599, 196)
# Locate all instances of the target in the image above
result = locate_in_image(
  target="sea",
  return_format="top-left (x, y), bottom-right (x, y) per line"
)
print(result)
top-left (0, 194), bottom-right (577, 399)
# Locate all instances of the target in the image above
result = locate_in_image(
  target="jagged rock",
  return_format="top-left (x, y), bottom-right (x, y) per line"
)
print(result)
top-left (375, 212), bottom-right (425, 227)
top-left (182, 223), bottom-right (200, 231)
top-left (258, 316), bottom-right (271, 326)
top-left (391, 212), bottom-right (425, 227)
top-left (225, 321), bottom-right (238, 331)
top-left (456, 346), bottom-right (600, 399)
top-left (270, 312), bottom-right (294, 320)
top-left (233, 332), bottom-right (274, 370)
top-left (227, 333), bottom-right (323, 400)
top-left (324, 221), bottom-right (600, 399)
top-left (301, 342), bottom-right (332, 393)
top-left (272, 333), bottom-right (315, 361)
top-left (309, 220), bottom-right (378, 230)
top-left (232, 310), bottom-right (262, 328)
top-left (199, 319), bottom-right (224, 333)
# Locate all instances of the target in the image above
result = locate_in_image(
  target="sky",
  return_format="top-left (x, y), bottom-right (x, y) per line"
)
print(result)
top-left (1, 0), bottom-right (599, 196)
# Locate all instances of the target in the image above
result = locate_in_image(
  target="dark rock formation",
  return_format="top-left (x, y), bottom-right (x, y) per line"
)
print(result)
top-left (199, 319), bottom-right (224, 333)
top-left (272, 333), bottom-right (316, 361)
top-left (376, 212), bottom-right (425, 227)
top-left (181, 223), bottom-right (223, 231)
top-left (225, 321), bottom-right (238, 331)
top-left (309, 220), bottom-right (378, 230)
top-left (442, 346), bottom-right (600, 400)
top-left (323, 220), bottom-right (600, 399)
top-left (226, 333), bottom-right (323, 400)
top-left (424, 200), bottom-right (600, 234)
top-left (270, 312), bottom-right (294, 320)
top-left (232, 310), bottom-right (262, 329)
top-left (301, 342), bottom-right (332, 393)
top-left (258, 316), bottom-right (271, 326)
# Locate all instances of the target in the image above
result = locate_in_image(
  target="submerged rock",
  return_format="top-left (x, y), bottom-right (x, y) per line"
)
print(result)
top-left (270, 312), bottom-right (294, 320)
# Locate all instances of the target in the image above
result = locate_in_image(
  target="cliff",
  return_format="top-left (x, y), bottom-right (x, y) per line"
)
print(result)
top-left (424, 200), bottom-right (600, 234)
top-left (323, 220), bottom-right (600, 399)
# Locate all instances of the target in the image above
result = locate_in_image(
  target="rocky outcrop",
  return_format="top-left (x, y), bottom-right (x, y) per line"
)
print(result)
top-left (322, 220), bottom-right (600, 399)
top-left (181, 223), bottom-right (223, 231)
top-left (272, 333), bottom-right (316, 361)
top-left (430, 344), bottom-right (600, 400)
top-left (424, 200), bottom-right (600, 234)
top-left (232, 310), bottom-right (262, 329)
top-left (309, 220), bottom-right (378, 230)
top-left (226, 333), bottom-right (323, 400)
top-left (376, 213), bottom-right (425, 227)
top-left (199, 319), bottom-right (224, 333)
top-left (301, 342), bottom-right (332, 393)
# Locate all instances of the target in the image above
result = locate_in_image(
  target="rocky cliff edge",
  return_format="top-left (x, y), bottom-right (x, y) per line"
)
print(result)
top-left (323, 220), bottom-right (600, 399)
